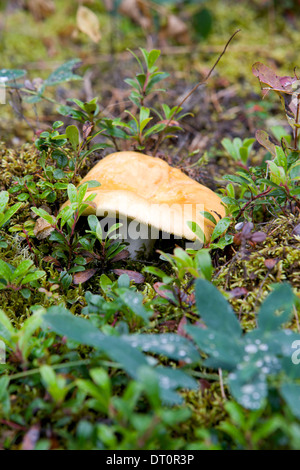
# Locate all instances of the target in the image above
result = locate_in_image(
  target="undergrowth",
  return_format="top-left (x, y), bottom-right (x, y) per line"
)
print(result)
top-left (0, 0), bottom-right (300, 451)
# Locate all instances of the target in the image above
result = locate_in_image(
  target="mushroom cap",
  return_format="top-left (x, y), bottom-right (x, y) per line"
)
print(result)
top-left (67, 151), bottom-right (226, 241)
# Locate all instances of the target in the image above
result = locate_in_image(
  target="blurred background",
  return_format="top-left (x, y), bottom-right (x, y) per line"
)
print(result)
top-left (1, 0), bottom-right (300, 162)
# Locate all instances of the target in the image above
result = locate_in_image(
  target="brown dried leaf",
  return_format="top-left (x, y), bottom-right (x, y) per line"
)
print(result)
top-left (83, 121), bottom-right (94, 140)
top-left (76, 6), bottom-right (101, 43)
top-left (110, 250), bottom-right (129, 262)
top-left (255, 130), bottom-right (277, 157)
top-left (73, 269), bottom-right (98, 284)
top-left (33, 217), bottom-right (54, 240)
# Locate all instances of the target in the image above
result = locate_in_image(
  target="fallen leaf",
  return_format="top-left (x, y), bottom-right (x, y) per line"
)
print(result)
top-left (33, 217), bottom-right (54, 240)
top-left (112, 269), bottom-right (144, 283)
top-left (73, 269), bottom-right (98, 284)
top-left (264, 258), bottom-right (279, 270)
top-left (76, 6), bottom-right (101, 43)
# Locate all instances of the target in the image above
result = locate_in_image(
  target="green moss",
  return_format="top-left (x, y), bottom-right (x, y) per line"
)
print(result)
top-left (215, 214), bottom-right (300, 330)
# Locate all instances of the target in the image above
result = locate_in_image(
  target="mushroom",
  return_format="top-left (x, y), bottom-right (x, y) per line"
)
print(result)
top-left (64, 151), bottom-right (226, 257)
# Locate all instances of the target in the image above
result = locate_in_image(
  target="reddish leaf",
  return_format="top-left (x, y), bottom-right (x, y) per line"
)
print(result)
top-left (112, 269), bottom-right (144, 283)
top-left (252, 62), bottom-right (294, 94)
top-left (153, 282), bottom-right (175, 301)
top-left (264, 258), bottom-right (279, 270)
top-left (229, 287), bottom-right (248, 298)
top-left (73, 269), bottom-right (97, 284)
top-left (110, 250), bottom-right (129, 262)
top-left (43, 256), bottom-right (61, 267)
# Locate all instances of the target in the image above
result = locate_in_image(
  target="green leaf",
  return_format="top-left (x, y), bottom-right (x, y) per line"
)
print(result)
top-left (195, 249), bottom-right (213, 280)
top-left (280, 383), bottom-right (300, 419)
top-left (186, 324), bottom-right (243, 370)
top-left (67, 184), bottom-right (78, 204)
top-left (66, 125), bottom-right (79, 151)
top-left (0, 260), bottom-right (13, 284)
top-left (0, 203), bottom-right (22, 228)
top-left (0, 69), bottom-right (26, 82)
top-left (0, 191), bottom-right (9, 213)
top-left (210, 217), bottom-right (231, 242)
top-left (194, 279), bottom-right (242, 338)
top-left (77, 183), bottom-right (88, 204)
top-left (258, 283), bottom-right (295, 332)
top-left (123, 333), bottom-right (199, 363)
top-left (200, 210), bottom-right (217, 225)
top-left (11, 259), bottom-right (34, 281)
top-left (21, 270), bottom-right (45, 285)
top-left (43, 307), bottom-right (148, 378)
top-left (116, 289), bottom-right (150, 323)
top-left (31, 207), bottom-right (55, 226)
top-left (45, 59), bottom-right (82, 86)
top-left (0, 309), bottom-right (14, 344)
top-left (147, 49), bottom-right (161, 70)
top-left (187, 220), bottom-right (206, 244)
top-left (192, 8), bottom-right (213, 39)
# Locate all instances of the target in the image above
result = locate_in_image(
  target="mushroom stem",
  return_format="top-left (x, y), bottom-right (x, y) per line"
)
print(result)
top-left (101, 216), bottom-right (156, 259)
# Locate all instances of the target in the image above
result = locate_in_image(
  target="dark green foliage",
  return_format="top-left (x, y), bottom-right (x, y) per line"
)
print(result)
top-left (186, 280), bottom-right (300, 415)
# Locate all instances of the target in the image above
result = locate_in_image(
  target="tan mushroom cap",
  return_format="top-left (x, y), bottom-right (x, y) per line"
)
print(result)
top-left (67, 151), bottom-right (226, 241)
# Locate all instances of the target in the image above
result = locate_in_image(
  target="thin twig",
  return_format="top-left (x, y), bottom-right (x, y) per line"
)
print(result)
top-left (153, 29), bottom-right (241, 156)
